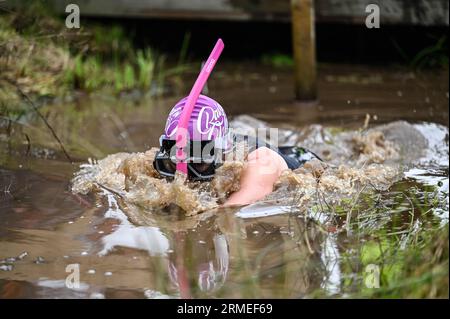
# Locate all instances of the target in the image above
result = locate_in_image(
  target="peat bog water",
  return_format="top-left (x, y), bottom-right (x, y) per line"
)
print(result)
top-left (0, 64), bottom-right (448, 298)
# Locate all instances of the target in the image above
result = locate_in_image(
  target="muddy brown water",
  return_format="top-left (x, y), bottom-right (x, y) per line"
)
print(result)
top-left (0, 64), bottom-right (448, 298)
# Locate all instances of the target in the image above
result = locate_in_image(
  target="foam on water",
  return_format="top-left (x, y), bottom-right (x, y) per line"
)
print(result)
top-left (71, 118), bottom-right (448, 222)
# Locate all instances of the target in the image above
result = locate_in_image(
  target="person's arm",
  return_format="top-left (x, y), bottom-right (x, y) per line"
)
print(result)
top-left (224, 147), bottom-right (288, 206)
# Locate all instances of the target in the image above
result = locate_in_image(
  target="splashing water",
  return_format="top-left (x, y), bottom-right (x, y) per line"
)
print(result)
top-left (70, 117), bottom-right (444, 222)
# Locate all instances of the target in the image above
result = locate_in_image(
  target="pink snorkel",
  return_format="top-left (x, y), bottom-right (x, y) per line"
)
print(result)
top-left (175, 39), bottom-right (224, 175)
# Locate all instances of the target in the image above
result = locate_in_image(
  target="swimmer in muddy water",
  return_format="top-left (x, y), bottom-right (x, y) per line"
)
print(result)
top-left (72, 39), bottom-right (401, 218)
top-left (152, 38), bottom-right (320, 206)
top-left (152, 93), bottom-right (321, 206)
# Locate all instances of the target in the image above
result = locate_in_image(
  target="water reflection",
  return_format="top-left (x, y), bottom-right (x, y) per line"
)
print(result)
top-left (94, 191), bottom-right (333, 298)
top-left (167, 220), bottom-right (229, 297)
top-left (99, 192), bottom-right (170, 257)
top-left (320, 234), bottom-right (341, 295)
top-left (0, 63), bottom-right (447, 298)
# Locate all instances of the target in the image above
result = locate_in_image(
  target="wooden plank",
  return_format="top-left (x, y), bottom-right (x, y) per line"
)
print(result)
top-left (315, 0), bottom-right (449, 26)
top-left (6, 0), bottom-right (449, 25)
top-left (291, 0), bottom-right (317, 101)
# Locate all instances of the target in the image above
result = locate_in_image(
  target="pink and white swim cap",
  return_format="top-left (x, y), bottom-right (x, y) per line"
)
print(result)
top-left (163, 94), bottom-right (229, 142)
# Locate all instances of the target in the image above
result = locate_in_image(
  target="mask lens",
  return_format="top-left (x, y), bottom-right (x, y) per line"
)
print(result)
top-left (161, 158), bottom-right (176, 174)
top-left (190, 162), bottom-right (213, 174)
top-left (154, 155), bottom-right (176, 177)
top-left (155, 139), bottom-right (219, 180)
top-left (188, 161), bottom-right (216, 180)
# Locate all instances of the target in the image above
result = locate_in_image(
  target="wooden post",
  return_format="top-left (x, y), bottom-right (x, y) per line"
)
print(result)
top-left (291, 0), bottom-right (317, 101)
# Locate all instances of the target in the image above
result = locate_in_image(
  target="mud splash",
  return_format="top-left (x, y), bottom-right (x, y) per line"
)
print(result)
top-left (71, 148), bottom-right (245, 217)
top-left (71, 117), bottom-right (420, 221)
top-left (1, 62), bottom-right (448, 298)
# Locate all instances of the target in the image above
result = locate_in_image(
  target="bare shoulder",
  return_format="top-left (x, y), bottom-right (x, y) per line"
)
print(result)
top-left (247, 146), bottom-right (289, 172)
top-left (224, 147), bottom-right (288, 206)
